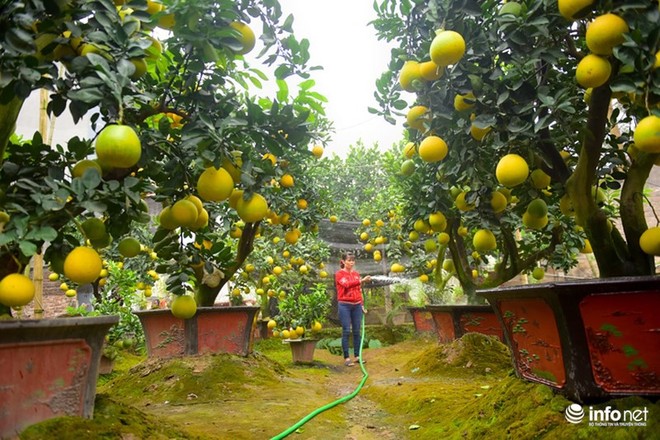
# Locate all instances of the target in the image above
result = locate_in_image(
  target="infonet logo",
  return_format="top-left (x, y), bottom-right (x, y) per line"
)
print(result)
top-left (565, 404), bottom-right (649, 427)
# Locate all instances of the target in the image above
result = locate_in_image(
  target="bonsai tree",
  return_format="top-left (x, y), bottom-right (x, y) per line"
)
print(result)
top-left (270, 282), bottom-right (330, 340)
top-left (0, 0), bottom-right (330, 316)
top-left (370, 0), bottom-right (659, 301)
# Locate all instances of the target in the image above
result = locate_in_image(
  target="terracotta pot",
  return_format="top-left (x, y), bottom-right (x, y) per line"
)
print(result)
top-left (134, 306), bottom-right (259, 359)
top-left (426, 304), bottom-right (503, 343)
top-left (0, 315), bottom-right (118, 438)
top-left (478, 276), bottom-right (660, 403)
top-left (406, 306), bottom-right (436, 334)
top-left (286, 338), bottom-right (318, 364)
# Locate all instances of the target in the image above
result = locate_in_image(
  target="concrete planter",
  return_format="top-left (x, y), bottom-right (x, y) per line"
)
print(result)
top-left (478, 276), bottom-right (660, 403)
top-left (134, 306), bottom-right (259, 359)
top-left (0, 315), bottom-right (118, 438)
top-left (426, 304), bottom-right (503, 343)
top-left (286, 338), bottom-right (318, 364)
top-left (406, 306), bottom-right (436, 334)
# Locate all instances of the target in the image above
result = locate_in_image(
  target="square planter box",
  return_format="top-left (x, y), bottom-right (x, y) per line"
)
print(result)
top-left (134, 306), bottom-right (259, 359)
top-left (406, 306), bottom-right (436, 334)
top-left (0, 315), bottom-right (118, 438)
top-left (426, 304), bottom-right (503, 343)
top-left (285, 338), bottom-right (319, 364)
top-left (478, 276), bottom-right (660, 403)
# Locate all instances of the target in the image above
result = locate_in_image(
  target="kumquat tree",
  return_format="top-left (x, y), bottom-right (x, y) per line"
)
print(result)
top-left (0, 0), bottom-right (330, 317)
top-left (370, 0), bottom-right (659, 301)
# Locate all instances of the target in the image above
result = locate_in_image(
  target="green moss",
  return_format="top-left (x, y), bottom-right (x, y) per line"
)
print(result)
top-left (20, 394), bottom-right (196, 440)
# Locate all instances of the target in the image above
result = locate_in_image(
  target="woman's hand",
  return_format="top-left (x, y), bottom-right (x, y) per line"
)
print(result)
top-left (361, 275), bottom-right (372, 283)
top-left (362, 305), bottom-right (368, 314)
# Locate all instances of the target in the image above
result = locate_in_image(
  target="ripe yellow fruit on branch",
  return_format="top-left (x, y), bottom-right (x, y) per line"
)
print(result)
top-left (406, 105), bottom-right (430, 131)
top-left (171, 295), bottom-right (197, 319)
top-left (418, 135), bottom-right (448, 162)
top-left (429, 30), bottom-right (466, 67)
top-left (236, 193), bottom-right (269, 223)
top-left (419, 60), bottom-right (443, 81)
top-left (95, 125), bottom-right (142, 169)
top-left (639, 227), bottom-right (660, 255)
top-left (496, 154), bottom-right (529, 187)
top-left (575, 54), bottom-right (611, 89)
top-left (585, 14), bottom-right (629, 56)
top-left (454, 92), bottom-right (475, 112)
top-left (0, 273), bottom-right (35, 307)
top-left (558, 0), bottom-right (594, 20)
top-left (171, 199), bottom-right (199, 228)
top-left (311, 145), bottom-right (324, 158)
top-left (399, 60), bottom-right (422, 92)
top-left (390, 263), bottom-right (405, 273)
top-left (473, 229), bottom-right (497, 253)
top-left (197, 167), bottom-right (234, 202)
top-left (229, 22), bottom-right (256, 55)
top-left (64, 246), bottom-right (103, 284)
top-left (633, 115), bottom-right (660, 154)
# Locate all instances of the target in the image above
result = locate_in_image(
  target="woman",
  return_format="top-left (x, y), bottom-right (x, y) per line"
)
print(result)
top-left (334, 252), bottom-right (371, 366)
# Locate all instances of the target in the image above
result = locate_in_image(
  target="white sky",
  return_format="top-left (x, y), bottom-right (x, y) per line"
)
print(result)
top-left (277, 0), bottom-right (406, 157)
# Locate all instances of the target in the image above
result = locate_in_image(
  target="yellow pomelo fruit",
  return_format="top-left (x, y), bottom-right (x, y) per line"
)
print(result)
top-left (576, 54), bottom-right (611, 89)
top-left (490, 191), bottom-right (508, 214)
top-left (429, 211), bottom-right (447, 232)
top-left (65, 289), bottom-right (77, 298)
top-left (158, 13), bottom-right (175, 30)
top-left (473, 229), bottom-right (497, 252)
top-left (185, 195), bottom-right (204, 215)
top-left (454, 92), bottom-right (475, 112)
top-left (229, 21), bottom-right (256, 55)
top-left (297, 199), bottom-right (308, 210)
top-left (418, 135), bottom-right (448, 162)
top-left (0, 273), bottom-right (35, 307)
top-left (360, 232), bottom-right (369, 241)
top-left (267, 319), bottom-right (277, 330)
top-left (158, 206), bottom-right (178, 229)
top-left (419, 273), bottom-right (429, 283)
top-left (72, 159), bottom-right (102, 178)
top-left (438, 232), bottom-right (450, 245)
top-left (526, 198), bottom-right (548, 217)
top-left (48, 273), bottom-right (59, 281)
top-left (586, 14), bottom-right (629, 56)
top-left (329, 215), bottom-right (338, 223)
top-left (311, 145), bottom-right (324, 158)
top-left (221, 157), bottom-right (241, 183)
top-left (409, 230), bottom-right (419, 241)
top-left (191, 208), bottom-right (209, 230)
top-left (118, 237), bottom-right (141, 258)
top-left (530, 169), bottom-right (551, 189)
top-left (419, 60), bottom-right (443, 81)
top-left (81, 217), bottom-right (106, 241)
top-left (633, 115), bottom-right (660, 154)
top-left (522, 212), bottom-right (549, 230)
top-left (413, 218), bottom-right (430, 233)
top-left (228, 189), bottom-right (243, 209)
top-left (146, 0), bottom-right (163, 15)
top-left (558, 0), bottom-right (594, 20)
top-left (236, 193), bottom-right (269, 223)
top-left (580, 239), bottom-right (593, 254)
top-left (470, 122), bottom-right (491, 141)
top-left (455, 191), bottom-right (475, 211)
top-left (64, 247), bottom-right (103, 284)
top-left (171, 295), bottom-right (197, 319)
top-left (406, 105), bottom-right (429, 131)
top-left (532, 267), bottom-right (545, 281)
top-left (639, 227), bottom-right (660, 255)
top-left (442, 259), bottom-right (455, 272)
top-left (424, 239), bottom-right (437, 253)
top-left (197, 167), bottom-right (234, 202)
top-left (403, 142), bottom-right (416, 158)
top-left (559, 194), bottom-right (575, 216)
top-left (390, 263), bottom-right (405, 273)
top-left (430, 30), bottom-right (465, 67)
top-left (284, 229), bottom-right (300, 244)
top-left (171, 199), bottom-right (199, 228)
top-left (95, 125), bottom-right (142, 169)
top-left (496, 154), bottom-right (529, 187)
top-left (90, 233), bottom-right (112, 249)
top-left (399, 60), bottom-right (422, 92)
top-left (280, 174), bottom-right (294, 188)
top-left (312, 321), bottom-right (323, 332)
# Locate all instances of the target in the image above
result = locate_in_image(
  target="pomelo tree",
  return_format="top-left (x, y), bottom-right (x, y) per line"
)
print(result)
top-left (0, 0), bottom-right (329, 316)
top-left (371, 0), bottom-right (659, 301)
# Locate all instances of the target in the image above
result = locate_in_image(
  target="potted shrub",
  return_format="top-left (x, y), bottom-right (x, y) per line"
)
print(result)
top-left (370, 0), bottom-right (659, 402)
top-left (0, 0), bottom-right (328, 433)
top-left (270, 283), bottom-right (331, 364)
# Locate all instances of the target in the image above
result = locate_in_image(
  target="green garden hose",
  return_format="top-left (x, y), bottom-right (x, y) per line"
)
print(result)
top-left (269, 312), bottom-right (369, 440)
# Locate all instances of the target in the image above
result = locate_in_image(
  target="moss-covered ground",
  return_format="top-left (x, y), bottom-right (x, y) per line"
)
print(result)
top-left (19, 325), bottom-right (659, 439)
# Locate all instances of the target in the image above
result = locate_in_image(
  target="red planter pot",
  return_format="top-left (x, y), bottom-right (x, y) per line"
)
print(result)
top-left (0, 315), bottom-right (118, 438)
top-left (426, 304), bottom-right (503, 343)
top-left (478, 276), bottom-right (660, 403)
top-left (134, 306), bottom-right (259, 359)
top-left (406, 306), bottom-right (436, 334)
top-left (286, 338), bottom-right (318, 364)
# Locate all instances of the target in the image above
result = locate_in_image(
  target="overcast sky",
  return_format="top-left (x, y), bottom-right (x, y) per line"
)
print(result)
top-left (277, 0), bottom-right (406, 157)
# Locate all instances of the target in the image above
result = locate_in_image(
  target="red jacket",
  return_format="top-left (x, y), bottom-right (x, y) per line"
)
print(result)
top-left (335, 269), bottom-right (363, 304)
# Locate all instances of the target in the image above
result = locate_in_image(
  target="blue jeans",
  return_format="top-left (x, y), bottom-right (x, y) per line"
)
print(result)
top-left (338, 302), bottom-right (363, 359)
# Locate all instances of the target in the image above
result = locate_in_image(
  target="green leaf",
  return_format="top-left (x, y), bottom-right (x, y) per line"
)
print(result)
top-left (25, 227), bottom-right (58, 242)
top-left (18, 240), bottom-right (38, 257)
